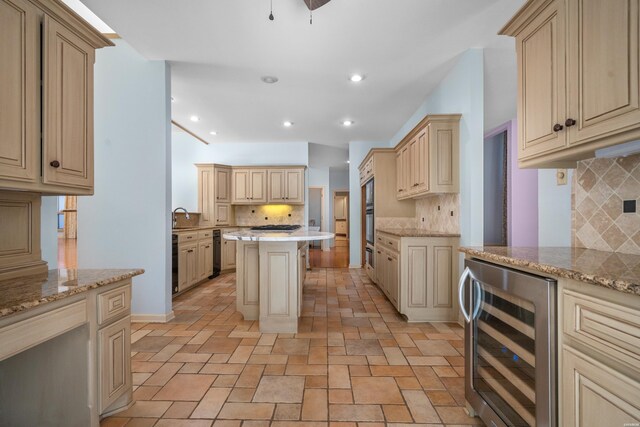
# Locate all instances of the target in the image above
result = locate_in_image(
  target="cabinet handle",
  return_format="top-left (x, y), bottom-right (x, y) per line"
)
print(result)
top-left (398, 189), bottom-right (403, 192)
top-left (565, 118), bottom-right (576, 127)
top-left (224, 241), bottom-right (227, 244)
top-left (387, 257), bottom-right (392, 261)
top-left (187, 249), bottom-right (194, 253)
top-left (553, 123), bottom-right (564, 132)
top-left (50, 160), bottom-right (60, 168)
top-left (205, 245), bottom-right (210, 248)
top-left (377, 251), bottom-right (381, 254)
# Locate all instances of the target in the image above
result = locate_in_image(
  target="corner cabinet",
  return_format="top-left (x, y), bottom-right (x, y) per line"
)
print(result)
top-left (501, 0), bottom-right (640, 167)
top-left (394, 115), bottom-right (460, 200)
top-left (0, 0), bottom-right (113, 194)
top-left (374, 232), bottom-right (459, 322)
top-left (197, 164), bottom-right (233, 226)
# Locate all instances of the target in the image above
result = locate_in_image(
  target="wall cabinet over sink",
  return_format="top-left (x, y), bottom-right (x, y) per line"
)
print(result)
top-left (501, 0), bottom-right (640, 167)
top-left (394, 115), bottom-right (460, 200)
top-left (0, 0), bottom-right (113, 195)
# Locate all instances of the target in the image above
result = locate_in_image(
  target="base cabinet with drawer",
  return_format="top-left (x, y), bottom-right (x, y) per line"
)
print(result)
top-left (176, 230), bottom-right (214, 292)
top-left (221, 228), bottom-right (239, 271)
top-left (559, 278), bottom-right (640, 426)
top-left (375, 232), bottom-right (459, 322)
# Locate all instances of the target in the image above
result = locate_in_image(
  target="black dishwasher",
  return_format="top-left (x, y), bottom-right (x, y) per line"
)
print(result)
top-left (211, 230), bottom-right (221, 279)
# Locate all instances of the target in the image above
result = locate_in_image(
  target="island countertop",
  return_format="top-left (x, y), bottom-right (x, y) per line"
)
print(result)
top-left (460, 246), bottom-right (640, 296)
top-left (223, 228), bottom-right (335, 242)
top-left (0, 269), bottom-right (144, 319)
top-left (378, 228), bottom-right (461, 238)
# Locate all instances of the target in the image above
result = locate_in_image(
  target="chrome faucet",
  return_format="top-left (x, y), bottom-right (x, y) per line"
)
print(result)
top-left (172, 207), bottom-right (190, 228)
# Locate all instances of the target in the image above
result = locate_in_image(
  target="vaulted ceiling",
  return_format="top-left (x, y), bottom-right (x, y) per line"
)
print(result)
top-left (80, 0), bottom-right (524, 146)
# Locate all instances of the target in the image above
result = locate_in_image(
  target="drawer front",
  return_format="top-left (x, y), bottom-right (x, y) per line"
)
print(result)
top-left (377, 233), bottom-right (400, 252)
top-left (563, 289), bottom-right (640, 372)
top-left (198, 230), bottom-right (213, 240)
top-left (178, 232), bottom-right (198, 243)
top-left (98, 283), bottom-right (132, 326)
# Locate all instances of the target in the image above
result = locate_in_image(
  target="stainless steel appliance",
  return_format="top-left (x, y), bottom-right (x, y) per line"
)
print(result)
top-left (459, 258), bottom-right (556, 427)
top-left (365, 208), bottom-right (374, 245)
top-left (171, 234), bottom-right (179, 294)
top-left (364, 179), bottom-right (374, 209)
top-left (365, 245), bottom-right (374, 268)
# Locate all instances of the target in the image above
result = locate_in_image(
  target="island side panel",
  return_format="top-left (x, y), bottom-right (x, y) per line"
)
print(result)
top-left (259, 241), bottom-right (299, 333)
top-left (236, 241), bottom-right (260, 320)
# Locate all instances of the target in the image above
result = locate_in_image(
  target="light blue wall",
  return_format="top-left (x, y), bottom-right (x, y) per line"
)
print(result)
top-left (78, 40), bottom-right (173, 317)
top-left (40, 196), bottom-right (59, 267)
top-left (538, 169), bottom-right (573, 246)
top-left (388, 49), bottom-right (485, 247)
top-left (172, 131), bottom-right (309, 212)
top-left (348, 141), bottom-right (389, 266)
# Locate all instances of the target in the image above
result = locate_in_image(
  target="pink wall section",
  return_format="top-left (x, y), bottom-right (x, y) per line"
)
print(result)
top-left (485, 120), bottom-right (539, 247)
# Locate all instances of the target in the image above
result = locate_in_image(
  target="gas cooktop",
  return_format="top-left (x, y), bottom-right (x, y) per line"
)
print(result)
top-left (250, 225), bottom-right (302, 231)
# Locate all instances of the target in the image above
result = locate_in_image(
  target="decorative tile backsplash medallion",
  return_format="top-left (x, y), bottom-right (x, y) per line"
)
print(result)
top-left (376, 217), bottom-right (418, 230)
top-left (573, 154), bottom-right (640, 254)
top-left (415, 194), bottom-right (460, 233)
top-left (235, 205), bottom-right (305, 226)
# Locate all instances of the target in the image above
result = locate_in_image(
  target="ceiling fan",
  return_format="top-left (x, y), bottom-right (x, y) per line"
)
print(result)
top-left (268, 0), bottom-right (332, 23)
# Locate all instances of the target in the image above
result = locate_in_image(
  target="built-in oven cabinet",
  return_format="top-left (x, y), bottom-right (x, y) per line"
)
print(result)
top-left (558, 278), bottom-right (640, 426)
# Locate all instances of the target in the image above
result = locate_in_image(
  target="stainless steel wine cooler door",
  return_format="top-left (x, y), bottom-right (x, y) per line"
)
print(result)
top-left (460, 259), bottom-right (556, 427)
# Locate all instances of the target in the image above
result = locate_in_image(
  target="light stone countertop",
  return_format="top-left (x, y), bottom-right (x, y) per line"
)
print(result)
top-left (0, 269), bottom-right (145, 319)
top-left (460, 246), bottom-right (640, 296)
top-left (223, 228), bottom-right (335, 242)
top-left (378, 228), bottom-right (461, 238)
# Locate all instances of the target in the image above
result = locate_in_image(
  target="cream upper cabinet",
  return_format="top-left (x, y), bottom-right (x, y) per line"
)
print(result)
top-left (0, 0), bottom-right (39, 185)
top-left (42, 16), bottom-right (94, 190)
top-left (502, 0), bottom-right (640, 167)
top-left (232, 169), bottom-right (250, 203)
top-left (0, 0), bottom-right (111, 194)
top-left (215, 203), bottom-right (230, 225)
top-left (285, 168), bottom-right (304, 204)
top-left (268, 170), bottom-right (286, 202)
top-left (249, 169), bottom-right (267, 203)
top-left (215, 166), bottom-right (231, 203)
top-left (395, 115), bottom-right (460, 199)
top-left (197, 165), bottom-right (215, 226)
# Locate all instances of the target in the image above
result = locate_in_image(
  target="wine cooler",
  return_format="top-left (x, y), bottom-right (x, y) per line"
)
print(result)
top-left (460, 259), bottom-right (556, 427)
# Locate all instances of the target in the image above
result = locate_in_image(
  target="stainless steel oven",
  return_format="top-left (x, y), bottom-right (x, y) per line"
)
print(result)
top-left (460, 258), bottom-right (556, 427)
top-left (365, 245), bottom-right (374, 268)
top-left (365, 208), bottom-right (374, 245)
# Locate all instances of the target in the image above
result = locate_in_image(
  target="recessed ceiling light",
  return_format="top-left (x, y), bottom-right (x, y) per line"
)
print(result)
top-left (209, 131), bottom-right (217, 136)
top-left (342, 120), bottom-right (354, 127)
top-left (283, 121), bottom-right (294, 127)
top-left (190, 115), bottom-right (200, 122)
top-left (262, 76), bottom-right (279, 84)
top-left (349, 74), bottom-right (364, 82)
top-left (171, 96), bottom-right (175, 102)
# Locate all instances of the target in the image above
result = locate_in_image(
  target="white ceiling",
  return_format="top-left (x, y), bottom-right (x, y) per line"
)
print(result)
top-left (80, 0), bottom-right (524, 147)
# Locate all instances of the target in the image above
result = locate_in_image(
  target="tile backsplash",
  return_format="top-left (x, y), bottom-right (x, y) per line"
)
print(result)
top-left (376, 217), bottom-right (418, 230)
top-left (573, 154), bottom-right (640, 254)
top-left (415, 194), bottom-right (460, 233)
top-left (235, 205), bottom-right (304, 226)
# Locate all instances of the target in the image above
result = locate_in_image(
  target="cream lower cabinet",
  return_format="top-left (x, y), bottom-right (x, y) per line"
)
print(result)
top-left (375, 232), bottom-right (459, 322)
top-left (98, 315), bottom-right (131, 414)
top-left (176, 231), bottom-right (213, 293)
top-left (198, 239), bottom-right (214, 281)
top-left (222, 228), bottom-right (238, 271)
top-left (559, 278), bottom-right (640, 426)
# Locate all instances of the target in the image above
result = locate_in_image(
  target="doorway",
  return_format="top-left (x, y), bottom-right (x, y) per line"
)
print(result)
top-left (308, 187), bottom-right (326, 251)
top-left (333, 191), bottom-right (349, 242)
top-left (483, 130), bottom-right (508, 246)
top-left (57, 195), bottom-right (78, 268)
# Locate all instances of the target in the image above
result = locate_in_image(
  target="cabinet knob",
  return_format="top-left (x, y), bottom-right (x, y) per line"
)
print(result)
top-left (553, 123), bottom-right (564, 132)
top-left (387, 257), bottom-right (392, 261)
top-left (187, 249), bottom-right (194, 253)
top-left (565, 118), bottom-right (576, 127)
top-left (50, 160), bottom-right (60, 168)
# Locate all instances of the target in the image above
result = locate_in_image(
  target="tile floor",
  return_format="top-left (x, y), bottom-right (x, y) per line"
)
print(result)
top-left (102, 268), bottom-right (482, 426)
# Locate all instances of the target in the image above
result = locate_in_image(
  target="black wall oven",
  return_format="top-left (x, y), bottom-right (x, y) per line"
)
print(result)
top-left (364, 179), bottom-right (374, 245)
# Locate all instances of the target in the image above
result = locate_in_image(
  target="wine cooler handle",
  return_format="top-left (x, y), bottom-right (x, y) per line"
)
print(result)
top-left (471, 279), bottom-right (482, 320)
top-left (458, 267), bottom-right (472, 323)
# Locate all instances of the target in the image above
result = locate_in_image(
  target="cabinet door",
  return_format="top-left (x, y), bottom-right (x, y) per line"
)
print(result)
top-left (517, 0), bottom-right (567, 159)
top-left (409, 137), bottom-right (419, 192)
top-left (566, 0), bottom-right (640, 146)
top-left (222, 239), bottom-right (237, 270)
top-left (198, 239), bottom-right (213, 279)
top-left (390, 253), bottom-right (399, 307)
top-left (43, 16), bottom-right (95, 190)
top-left (415, 129), bottom-right (429, 193)
top-left (430, 122), bottom-right (458, 192)
top-left (215, 203), bottom-right (230, 226)
top-left (375, 248), bottom-right (385, 288)
top-left (178, 244), bottom-right (189, 291)
top-left (285, 169), bottom-right (304, 203)
top-left (395, 151), bottom-right (404, 198)
top-left (406, 246), bottom-right (428, 309)
top-left (198, 166), bottom-right (215, 226)
top-left (268, 169), bottom-right (285, 202)
top-left (250, 170), bottom-right (267, 203)
top-left (402, 146), bottom-right (411, 195)
top-left (232, 169), bottom-right (250, 203)
top-left (185, 243), bottom-right (198, 287)
top-left (99, 316), bottom-right (131, 413)
top-left (0, 0), bottom-right (39, 184)
top-left (215, 167), bottom-right (230, 202)
top-left (561, 346), bottom-right (640, 426)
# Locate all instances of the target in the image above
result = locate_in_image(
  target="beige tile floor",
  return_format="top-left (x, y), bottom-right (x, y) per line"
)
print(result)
top-left (102, 268), bottom-right (483, 427)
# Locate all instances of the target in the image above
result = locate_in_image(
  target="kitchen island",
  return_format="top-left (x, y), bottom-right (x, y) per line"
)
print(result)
top-left (223, 228), bottom-right (334, 333)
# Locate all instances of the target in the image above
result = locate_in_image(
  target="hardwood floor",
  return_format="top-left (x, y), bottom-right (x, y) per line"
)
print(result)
top-left (58, 236), bottom-right (77, 269)
top-left (101, 267), bottom-right (478, 426)
top-left (309, 239), bottom-right (349, 269)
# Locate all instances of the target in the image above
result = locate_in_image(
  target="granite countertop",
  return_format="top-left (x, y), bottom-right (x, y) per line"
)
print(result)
top-left (223, 228), bottom-right (335, 242)
top-left (0, 269), bottom-right (144, 319)
top-left (377, 228), bottom-right (461, 238)
top-left (460, 246), bottom-right (640, 296)
top-left (172, 225), bottom-right (250, 233)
